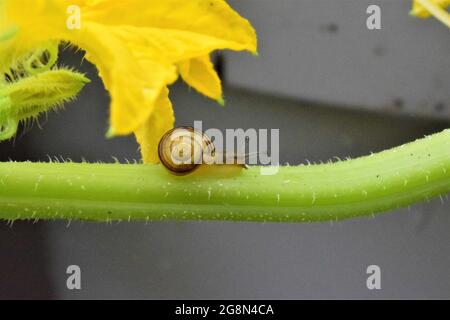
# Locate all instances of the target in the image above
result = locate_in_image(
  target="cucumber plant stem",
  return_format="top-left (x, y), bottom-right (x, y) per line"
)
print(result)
top-left (0, 129), bottom-right (449, 223)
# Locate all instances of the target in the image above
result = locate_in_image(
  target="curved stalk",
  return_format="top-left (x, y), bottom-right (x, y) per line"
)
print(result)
top-left (0, 129), bottom-right (449, 223)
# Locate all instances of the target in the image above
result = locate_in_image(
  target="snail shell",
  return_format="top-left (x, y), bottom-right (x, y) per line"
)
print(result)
top-left (158, 127), bottom-right (215, 175)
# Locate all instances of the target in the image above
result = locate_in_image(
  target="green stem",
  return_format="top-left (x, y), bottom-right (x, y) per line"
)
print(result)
top-left (0, 129), bottom-right (449, 223)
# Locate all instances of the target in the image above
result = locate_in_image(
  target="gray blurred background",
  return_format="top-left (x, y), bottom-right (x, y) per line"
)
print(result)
top-left (0, 0), bottom-right (449, 299)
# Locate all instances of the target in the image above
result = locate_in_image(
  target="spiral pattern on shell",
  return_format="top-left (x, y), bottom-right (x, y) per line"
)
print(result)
top-left (158, 127), bottom-right (216, 175)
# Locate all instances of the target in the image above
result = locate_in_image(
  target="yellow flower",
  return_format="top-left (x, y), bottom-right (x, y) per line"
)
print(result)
top-left (0, 0), bottom-right (257, 162)
top-left (410, 0), bottom-right (450, 28)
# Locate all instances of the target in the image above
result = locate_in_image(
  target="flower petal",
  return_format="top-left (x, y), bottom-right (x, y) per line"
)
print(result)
top-left (82, 0), bottom-right (257, 53)
top-left (1, 0), bottom-right (257, 161)
top-left (134, 87), bottom-right (174, 164)
top-left (76, 22), bottom-right (178, 135)
top-left (178, 55), bottom-right (223, 102)
top-left (411, 0), bottom-right (450, 18)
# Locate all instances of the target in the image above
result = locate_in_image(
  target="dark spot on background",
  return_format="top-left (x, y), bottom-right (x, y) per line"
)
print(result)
top-left (393, 98), bottom-right (404, 110)
top-left (373, 45), bottom-right (386, 57)
top-left (434, 102), bottom-right (446, 112)
top-left (320, 23), bottom-right (339, 34)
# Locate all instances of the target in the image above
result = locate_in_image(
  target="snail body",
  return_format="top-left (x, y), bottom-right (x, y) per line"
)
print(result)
top-left (158, 127), bottom-right (248, 175)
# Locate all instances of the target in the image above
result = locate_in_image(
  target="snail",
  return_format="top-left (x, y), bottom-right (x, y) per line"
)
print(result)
top-left (158, 127), bottom-right (248, 175)
top-left (158, 127), bottom-right (215, 175)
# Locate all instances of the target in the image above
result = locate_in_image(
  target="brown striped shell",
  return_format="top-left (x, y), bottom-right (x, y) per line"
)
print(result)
top-left (158, 127), bottom-right (215, 175)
